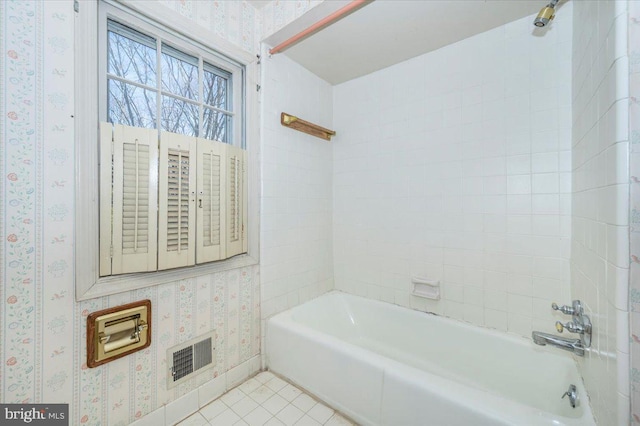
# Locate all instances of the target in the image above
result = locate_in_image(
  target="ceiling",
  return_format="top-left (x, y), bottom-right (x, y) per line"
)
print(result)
top-left (264, 0), bottom-right (550, 85)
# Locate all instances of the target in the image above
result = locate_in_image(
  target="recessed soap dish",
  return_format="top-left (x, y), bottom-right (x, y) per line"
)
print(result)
top-left (411, 277), bottom-right (440, 300)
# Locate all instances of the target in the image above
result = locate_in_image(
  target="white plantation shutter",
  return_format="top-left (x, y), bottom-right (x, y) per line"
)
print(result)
top-left (100, 124), bottom-right (248, 277)
top-left (226, 145), bottom-right (247, 257)
top-left (104, 123), bottom-right (158, 275)
top-left (158, 131), bottom-right (196, 270)
top-left (196, 138), bottom-right (227, 263)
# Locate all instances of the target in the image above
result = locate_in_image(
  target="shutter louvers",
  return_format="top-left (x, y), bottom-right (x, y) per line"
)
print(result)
top-left (226, 145), bottom-right (247, 257)
top-left (166, 150), bottom-right (189, 251)
top-left (159, 131), bottom-right (196, 270)
top-left (123, 143), bottom-right (151, 252)
top-left (196, 138), bottom-right (226, 263)
top-left (109, 123), bottom-right (158, 274)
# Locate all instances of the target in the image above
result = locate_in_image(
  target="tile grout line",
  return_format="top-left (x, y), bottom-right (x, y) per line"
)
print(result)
top-left (179, 371), bottom-right (354, 426)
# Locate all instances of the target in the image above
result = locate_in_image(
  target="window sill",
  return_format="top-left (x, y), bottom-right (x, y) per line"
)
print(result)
top-left (77, 254), bottom-right (258, 301)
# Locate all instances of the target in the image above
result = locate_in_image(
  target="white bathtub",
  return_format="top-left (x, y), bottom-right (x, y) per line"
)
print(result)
top-left (266, 291), bottom-right (595, 426)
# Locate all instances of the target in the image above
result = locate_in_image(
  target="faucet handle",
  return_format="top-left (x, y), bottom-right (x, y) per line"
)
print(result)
top-left (556, 320), bottom-right (584, 334)
top-left (552, 302), bottom-right (576, 315)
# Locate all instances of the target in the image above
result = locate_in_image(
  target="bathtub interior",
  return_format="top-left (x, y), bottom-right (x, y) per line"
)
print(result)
top-left (287, 291), bottom-right (587, 420)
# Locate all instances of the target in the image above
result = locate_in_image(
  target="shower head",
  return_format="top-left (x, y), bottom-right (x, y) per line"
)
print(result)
top-left (533, 0), bottom-right (559, 28)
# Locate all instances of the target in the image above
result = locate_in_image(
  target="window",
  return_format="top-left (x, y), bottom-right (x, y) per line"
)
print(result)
top-left (105, 21), bottom-right (235, 142)
top-left (100, 14), bottom-right (247, 277)
top-left (75, 0), bottom-right (259, 299)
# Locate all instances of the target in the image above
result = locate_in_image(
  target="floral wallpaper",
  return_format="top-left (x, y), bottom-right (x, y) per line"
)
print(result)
top-left (154, 0), bottom-right (328, 50)
top-left (630, 0), bottom-right (640, 422)
top-left (0, 0), bottom-right (261, 424)
top-left (2, 0), bottom-right (44, 405)
top-left (72, 269), bottom-right (260, 425)
top-left (262, 0), bottom-right (323, 39)
top-left (155, 0), bottom-right (263, 54)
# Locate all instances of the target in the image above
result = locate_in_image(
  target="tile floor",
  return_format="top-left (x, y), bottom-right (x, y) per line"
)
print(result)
top-left (176, 371), bottom-right (356, 426)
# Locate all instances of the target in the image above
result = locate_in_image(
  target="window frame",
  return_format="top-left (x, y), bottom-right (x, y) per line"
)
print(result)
top-left (99, 7), bottom-right (243, 145)
top-left (75, 0), bottom-right (260, 301)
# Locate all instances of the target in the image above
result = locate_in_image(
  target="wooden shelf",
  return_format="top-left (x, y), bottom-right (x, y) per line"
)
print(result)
top-left (280, 112), bottom-right (336, 141)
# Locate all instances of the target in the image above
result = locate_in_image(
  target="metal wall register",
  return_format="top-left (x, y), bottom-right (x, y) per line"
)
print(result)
top-left (1, 404), bottom-right (68, 425)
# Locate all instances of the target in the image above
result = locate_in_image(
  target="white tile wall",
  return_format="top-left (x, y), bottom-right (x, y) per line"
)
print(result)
top-left (260, 48), bottom-right (334, 320)
top-left (571, 0), bottom-right (630, 424)
top-left (247, 2), bottom-right (633, 424)
top-left (628, 1), bottom-right (640, 422)
top-left (332, 8), bottom-right (573, 339)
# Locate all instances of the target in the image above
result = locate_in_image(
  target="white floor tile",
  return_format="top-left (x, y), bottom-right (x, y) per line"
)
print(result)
top-left (262, 394), bottom-right (289, 415)
top-left (254, 371), bottom-right (276, 384)
top-left (195, 375), bottom-right (349, 426)
top-left (277, 384), bottom-right (302, 402)
top-left (177, 412), bottom-right (210, 426)
top-left (230, 396), bottom-right (260, 418)
top-left (264, 418), bottom-right (285, 426)
top-left (248, 385), bottom-right (276, 404)
top-left (293, 415), bottom-right (321, 426)
top-left (265, 377), bottom-right (288, 393)
top-left (201, 400), bottom-right (229, 422)
top-left (239, 378), bottom-right (262, 395)
top-left (306, 403), bottom-right (334, 424)
top-left (291, 394), bottom-right (316, 413)
top-left (324, 413), bottom-right (354, 426)
top-left (243, 406), bottom-right (273, 426)
top-left (275, 404), bottom-right (305, 426)
top-left (221, 388), bottom-right (246, 406)
top-left (212, 408), bottom-right (241, 426)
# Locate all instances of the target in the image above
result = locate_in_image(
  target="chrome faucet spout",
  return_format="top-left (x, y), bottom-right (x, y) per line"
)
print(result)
top-left (533, 300), bottom-right (591, 356)
top-left (531, 331), bottom-right (585, 356)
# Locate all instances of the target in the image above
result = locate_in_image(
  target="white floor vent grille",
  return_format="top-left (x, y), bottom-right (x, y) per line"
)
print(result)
top-left (167, 330), bottom-right (216, 388)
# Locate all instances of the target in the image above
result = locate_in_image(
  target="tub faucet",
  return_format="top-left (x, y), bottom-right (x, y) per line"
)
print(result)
top-left (532, 331), bottom-right (585, 356)
top-left (532, 300), bottom-right (591, 357)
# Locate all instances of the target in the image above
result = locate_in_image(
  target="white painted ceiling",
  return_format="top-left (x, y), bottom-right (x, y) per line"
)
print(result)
top-left (264, 0), bottom-right (552, 85)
